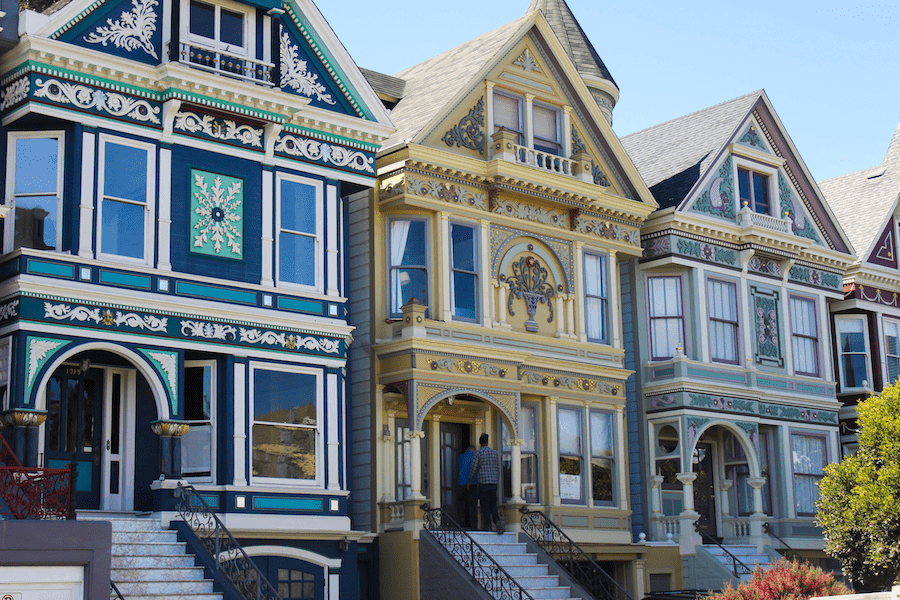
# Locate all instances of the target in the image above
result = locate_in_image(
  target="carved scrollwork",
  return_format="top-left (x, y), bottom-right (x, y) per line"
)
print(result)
top-left (442, 97), bottom-right (485, 154)
top-left (503, 255), bottom-right (555, 332)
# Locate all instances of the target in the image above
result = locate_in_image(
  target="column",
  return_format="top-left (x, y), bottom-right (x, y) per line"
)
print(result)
top-left (382, 410), bottom-right (396, 503)
top-left (157, 145), bottom-right (172, 270)
top-left (547, 397), bottom-right (560, 506)
top-left (233, 361), bottom-right (247, 486)
top-left (524, 94), bottom-right (535, 152)
top-left (575, 242), bottom-right (587, 342)
top-left (719, 479), bottom-right (734, 541)
top-left (676, 472), bottom-right (701, 554)
top-left (480, 220), bottom-right (493, 327)
top-left (261, 170), bottom-right (274, 286)
top-left (615, 406), bottom-right (628, 510)
top-left (326, 372), bottom-right (340, 490)
top-left (566, 295), bottom-right (576, 337)
top-left (509, 441), bottom-right (523, 504)
top-left (485, 82), bottom-right (495, 159)
top-left (609, 252), bottom-right (621, 348)
top-left (496, 282), bottom-right (510, 328)
top-left (79, 130), bottom-right (95, 259)
top-left (649, 475), bottom-right (665, 540)
top-left (747, 476), bottom-right (767, 552)
top-left (409, 431), bottom-right (425, 500)
top-left (428, 418), bottom-right (440, 507)
top-left (562, 106), bottom-right (572, 158)
top-left (326, 184), bottom-right (339, 296)
top-left (555, 296), bottom-right (565, 338)
top-left (151, 421), bottom-right (190, 477)
top-left (439, 213), bottom-right (452, 322)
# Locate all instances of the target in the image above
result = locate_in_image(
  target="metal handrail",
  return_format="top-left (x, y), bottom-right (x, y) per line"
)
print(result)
top-left (694, 523), bottom-right (752, 578)
top-left (0, 435), bottom-right (75, 520)
top-left (175, 483), bottom-right (282, 600)
top-left (519, 507), bottom-right (634, 600)
top-left (763, 522), bottom-right (806, 563)
top-left (420, 504), bottom-right (535, 600)
top-left (111, 581), bottom-right (126, 599)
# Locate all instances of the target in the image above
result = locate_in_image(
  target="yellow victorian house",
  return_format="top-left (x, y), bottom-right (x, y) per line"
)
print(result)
top-left (347, 2), bottom-right (675, 598)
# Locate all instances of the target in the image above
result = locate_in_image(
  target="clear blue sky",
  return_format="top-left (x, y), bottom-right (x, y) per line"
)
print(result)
top-left (320, 0), bottom-right (900, 182)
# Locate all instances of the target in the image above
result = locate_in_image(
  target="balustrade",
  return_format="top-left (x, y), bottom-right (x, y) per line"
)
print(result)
top-left (511, 144), bottom-right (574, 176)
top-left (178, 43), bottom-right (274, 85)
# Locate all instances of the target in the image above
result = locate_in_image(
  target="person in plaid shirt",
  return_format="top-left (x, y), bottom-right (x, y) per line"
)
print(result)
top-left (467, 433), bottom-right (503, 534)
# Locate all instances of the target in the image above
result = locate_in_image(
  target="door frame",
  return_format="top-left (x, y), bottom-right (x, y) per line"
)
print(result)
top-left (101, 368), bottom-right (137, 512)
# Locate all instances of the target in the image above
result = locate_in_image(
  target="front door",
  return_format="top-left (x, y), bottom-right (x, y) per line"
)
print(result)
top-left (694, 442), bottom-right (718, 538)
top-left (101, 369), bottom-right (135, 512)
top-left (45, 364), bottom-right (104, 509)
top-left (439, 422), bottom-right (465, 514)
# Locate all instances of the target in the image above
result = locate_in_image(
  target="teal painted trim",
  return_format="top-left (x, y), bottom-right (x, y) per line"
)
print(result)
top-left (138, 349), bottom-right (178, 415)
top-left (49, 459), bottom-right (92, 492)
top-left (27, 259), bottom-right (74, 279)
top-left (252, 496), bottom-right (323, 511)
top-left (685, 367), bottom-right (748, 383)
top-left (99, 270), bottom-right (151, 290)
top-left (757, 378), bottom-right (790, 389)
top-left (652, 367), bottom-right (674, 378)
top-left (795, 383), bottom-right (832, 396)
top-left (175, 282), bottom-right (256, 305)
top-left (278, 297), bottom-right (323, 314)
top-left (200, 494), bottom-right (220, 508)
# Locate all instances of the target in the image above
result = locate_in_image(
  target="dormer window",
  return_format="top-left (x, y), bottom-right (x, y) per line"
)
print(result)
top-left (738, 168), bottom-right (770, 215)
top-left (188, 0), bottom-right (248, 56)
top-left (493, 93), bottom-right (523, 144)
top-left (533, 104), bottom-right (561, 156)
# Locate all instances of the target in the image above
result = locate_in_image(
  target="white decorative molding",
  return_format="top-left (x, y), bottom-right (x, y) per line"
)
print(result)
top-left (280, 31), bottom-right (335, 104)
top-left (513, 48), bottom-right (542, 73)
top-left (113, 312), bottom-right (167, 332)
top-left (45, 302), bottom-right (102, 324)
top-left (44, 302), bottom-right (167, 331)
top-left (1, 78), bottom-right (29, 111)
top-left (239, 328), bottom-right (341, 354)
top-left (492, 198), bottom-right (567, 229)
top-left (274, 134), bottom-right (374, 173)
top-left (174, 110), bottom-right (262, 147)
top-left (83, 0), bottom-right (159, 59)
top-left (27, 339), bottom-right (64, 387)
top-left (33, 78), bottom-right (161, 123)
top-left (191, 171), bottom-right (243, 256)
top-left (181, 320), bottom-right (238, 340)
top-left (0, 299), bottom-right (19, 321)
top-left (146, 351), bottom-right (177, 398)
top-left (406, 175), bottom-right (488, 210)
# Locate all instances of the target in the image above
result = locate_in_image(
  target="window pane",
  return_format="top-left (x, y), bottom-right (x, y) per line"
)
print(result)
top-left (591, 458), bottom-right (613, 502)
top-left (182, 424), bottom-right (211, 475)
top-left (843, 354), bottom-right (868, 388)
top-left (708, 280), bottom-right (736, 321)
top-left (584, 254), bottom-right (604, 297)
top-left (590, 412), bottom-right (613, 457)
top-left (650, 278), bottom-right (682, 317)
top-left (585, 296), bottom-right (605, 341)
top-left (753, 173), bottom-right (769, 214)
top-left (15, 138), bottom-right (58, 194)
top-left (522, 405), bottom-right (536, 453)
top-left (390, 220), bottom-right (426, 267)
top-left (104, 143), bottom-right (147, 202)
top-left (452, 271), bottom-right (477, 319)
top-left (279, 232), bottom-right (315, 286)
top-left (558, 408), bottom-right (581, 455)
top-left (252, 423), bottom-right (315, 479)
top-left (102, 199), bottom-right (145, 259)
top-left (253, 370), bottom-right (316, 425)
top-left (450, 224), bottom-right (475, 272)
top-left (793, 336), bottom-right (817, 375)
top-left (185, 366), bottom-right (212, 420)
top-left (14, 196), bottom-right (58, 250)
top-left (738, 169), bottom-right (750, 204)
top-left (189, 0), bottom-right (215, 39)
top-left (220, 8), bottom-right (244, 46)
top-left (791, 298), bottom-right (816, 337)
top-left (391, 268), bottom-right (428, 313)
top-left (533, 105), bottom-right (558, 141)
top-left (494, 95), bottom-right (520, 133)
top-left (281, 181), bottom-right (317, 234)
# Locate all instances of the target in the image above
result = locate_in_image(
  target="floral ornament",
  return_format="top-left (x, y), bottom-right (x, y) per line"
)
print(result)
top-left (701, 244), bottom-right (716, 261)
top-left (503, 255), bottom-right (556, 332)
top-left (280, 32), bottom-right (335, 104)
top-left (84, 0), bottom-right (159, 59)
top-left (191, 170), bottom-right (243, 258)
top-left (756, 305), bottom-right (778, 350)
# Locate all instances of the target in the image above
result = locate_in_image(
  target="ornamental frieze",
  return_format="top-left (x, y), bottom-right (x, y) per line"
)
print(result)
top-left (174, 109), bottom-right (262, 147)
top-left (403, 175), bottom-right (488, 210)
top-left (1, 77), bottom-right (29, 111)
top-left (33, 77), bottom-right (161, 124)
top-left (788, 264), bottom-right (841, 291)
top-left (759, 402), bottom-right (838, 424)
top-left (491, 198), bottom-right (568, 229)
top-left (572, 213), bottom-right (640, 247)
top-left (521, 369), bottom-right (619, 396)
top-left (747, 256), bottom-right (782, 277)
top-left (851, 285), bottom-right (899, 308)
top-left (0, 299), bottom-right (19, 323)
top-left (642, 234), bottom-right (737, 267)
top-left (688, 393), bottom-right (756, 413)
top-left (275, 133), bottom-right (374, 173)
top-left (426, 358), bottom-right (508, 378)
top-left (646, 391), bottom-right (838, 425)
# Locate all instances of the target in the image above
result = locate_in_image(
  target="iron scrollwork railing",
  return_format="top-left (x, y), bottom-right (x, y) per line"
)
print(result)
top-left (421, 504), bottom-right (535, 600)
top-left (0, 434), bottom-right (75, 520)
top-left (694, 523), bottom-right (751, 578)
top-left (519, 507), bottom-right (633, 600)
top-left (175, 483), bottom-right (282, 600)
top-left (763, 522), bottom-right (806, 563)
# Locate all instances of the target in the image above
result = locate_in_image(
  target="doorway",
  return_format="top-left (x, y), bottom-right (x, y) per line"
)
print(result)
top-left (439, 422), bottom-right (471, 515)
top-left (693, 442), bottom-right (717, 538)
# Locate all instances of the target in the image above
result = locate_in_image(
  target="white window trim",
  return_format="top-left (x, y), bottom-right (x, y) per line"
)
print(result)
top-left (275, 173), bottom-right (324, 293)
top-left (734, 158), bottom-right (777, 216)
top-left (588, 407), bottom-right (617, 508)
top-left (387, 216), bottom-right (430, 318)
top-left (4, 130), bottom-right (65, 254)
top-left (788, 429), bottom-right (829, 518)
top-left (532, 100), bottom-right (562, 155)
top-left (249, 362), bottom-right (324, 488)
top-left (183, 359), bottom-right (217, 483)
top-left (788, 293), bottom-right (820, 378)
top-left (705, 275), bottom-right (741, 365)
top-left (492, 91), bottom-right (525, 142)
top-left (882, 316), bottom-right (900, 386)
top-left (646, 274), bottom-right (687, 360)
top-left (96, 134), bottom-right (156, 265)
top-left (583, 251), bottom-right (609, 344)
top-left (557, 404), bottom-right (585, 506)
top-left (835, 314), bottom-right (872, 391)
top-left (180, 0), bottom-right (255, 57)
top-left (449, 220), bottom-right (480, 323)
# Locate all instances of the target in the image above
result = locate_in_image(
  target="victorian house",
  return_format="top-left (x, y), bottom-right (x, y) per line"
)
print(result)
top-left (818, 120), bottom-right (900, 457)
top-left (347, 1), bottom-right (680, 598)
top-left (0, 0), bottom-right (392, 596)
top-left (620, 91), bottom-right (854, 588)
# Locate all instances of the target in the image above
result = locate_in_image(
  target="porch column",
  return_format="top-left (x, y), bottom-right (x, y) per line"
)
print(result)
top-left (747, 477), bottom-right (767, 553)
top-left (719, 479), bottom-right (734, 542)
top-left (428, 418), bottom-right (440, 507)
top-left (2, 409), bottom-right (47, 467)
top-left (408, 431), bottom-right (426, 500)
top-left (676, 472), bottom-right (701, 555)
top-left (648, 475), bottom-right (665, 541)
top-left (509, 440), bottom-right (523, 504)
top-left (382, 410), bottom-right (396, 503)
top-left (151, 420), bottom-right (190, 478)
top-left (547, 397), bottom-right (561, 506)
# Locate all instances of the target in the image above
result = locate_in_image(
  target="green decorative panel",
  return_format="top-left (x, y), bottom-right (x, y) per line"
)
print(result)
top-left (190, 170), bottom-right (244, 259)
top-left (690, 156), bottom-right (736, 221)
top-left (751, 286), bottom-right (783, 367)
top-left (674, 237), bottom-right (737, 267)
top-left (24, 336), bottom-right (70, 405)
top-left (788, 264), bottom-right (842, 292)
top-left (737, 124), bottom-right (768, 152)
top-left (779, 172), bottom-right (820, 244)
top-left (138, 348), bottom-right (178, 415)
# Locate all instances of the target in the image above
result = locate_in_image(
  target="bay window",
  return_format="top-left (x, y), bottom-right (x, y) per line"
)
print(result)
top-left (836, 316), bottom-right (871, 390)
top-left (5, 132), bottom-right (64, 253)
top-left (277, 175), bottom-right (322, 291)
top-left (388, 219), bottom-right (428, 317)
top-left (738, 168), bottom-right (770, 215)
top-left (584, 252), bottom-right (608, 343)
top-left (251, 366), bottom-right (320, 484)
top-left (450, 223), bottom-right (478, 321)
top-left (790, 296), bottom-right (819, 377)
top-left (558, 406), bottom-right (618, 506)
top-left (590, 410), bottom-right (616, 504)
top-left (884, 319), bottom-right (900, 384)
top-left (791, 433), bottom-right (827, 516)
top-left (98, 136), bottom-right (154, 262)
top-left (648, 276), bottom-right (685, 360)
top-left (707, 278), bottom-right (738, 363)
top-left (558, 407), bottom-right (584, 504)
top-left (503, 404), bottom-right (538, 503)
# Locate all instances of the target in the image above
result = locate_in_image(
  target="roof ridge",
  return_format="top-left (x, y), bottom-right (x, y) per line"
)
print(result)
top-left (621, 89), bottom-right (762, 140)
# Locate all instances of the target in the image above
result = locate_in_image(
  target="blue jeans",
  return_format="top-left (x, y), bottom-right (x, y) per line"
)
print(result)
top-left (477, 483), bottom-right (500, 529)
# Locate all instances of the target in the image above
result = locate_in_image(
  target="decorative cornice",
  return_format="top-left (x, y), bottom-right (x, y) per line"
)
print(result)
top-left (33, 76), bottom-right (160, 124)
top-left (174, 109), bottom-right (262, 147)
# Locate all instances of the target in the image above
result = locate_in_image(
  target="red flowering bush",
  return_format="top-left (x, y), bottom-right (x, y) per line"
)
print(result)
top-left (707, 559), bottom-right (849, 600)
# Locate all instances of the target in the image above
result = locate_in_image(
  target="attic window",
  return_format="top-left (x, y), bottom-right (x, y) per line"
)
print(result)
top-left (867, 167), bottom-right (886, 180)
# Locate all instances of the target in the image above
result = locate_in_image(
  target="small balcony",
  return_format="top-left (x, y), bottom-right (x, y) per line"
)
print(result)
top-left (738, 205), bottom-right (791, 234)
top-left (177, 43), bottom-right (274, 86)
top-left (491, 129), bottom-right (593, 183)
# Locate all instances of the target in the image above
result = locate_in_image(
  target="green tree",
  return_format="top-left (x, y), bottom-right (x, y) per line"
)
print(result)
top-left (706, 559), bottom-right (848, 600)
top-left (817, 381), bottom-right (900, 590)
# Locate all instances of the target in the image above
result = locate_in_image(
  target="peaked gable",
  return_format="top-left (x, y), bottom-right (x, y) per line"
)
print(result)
top-left (867, 216), bottom-right (898, 269)
top-left (54, 0), bottom-right (163, 65)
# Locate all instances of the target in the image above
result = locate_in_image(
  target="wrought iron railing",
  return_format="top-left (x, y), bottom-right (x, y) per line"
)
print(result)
top-left (519, 507), bottom-right (633, 600)
top-left (175, 483), bottom-right (282, 600)
top-left (421, 504), bottom-right (534, 600)
top-left (694, 523), bottom-right (752, 578)
top-left (178, 43), bottom-right (274, 85)
top-left (0, 435), bottom-right (75, 520)
top-left (111, 581), bottom-right (125, 599)
top-left (764, 522), bottom-right (806, 563)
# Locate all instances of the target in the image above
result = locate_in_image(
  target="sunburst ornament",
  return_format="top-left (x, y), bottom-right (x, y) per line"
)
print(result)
top-left (190, 169), bottom-right (243, 259)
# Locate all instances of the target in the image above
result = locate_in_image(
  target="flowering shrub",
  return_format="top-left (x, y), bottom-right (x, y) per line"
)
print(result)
top-left (707, 559), bottom-right (849, 600)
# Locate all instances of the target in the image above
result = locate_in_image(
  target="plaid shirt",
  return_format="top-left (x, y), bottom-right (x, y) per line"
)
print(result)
top-left (469, 445), bottom-right (500, 485)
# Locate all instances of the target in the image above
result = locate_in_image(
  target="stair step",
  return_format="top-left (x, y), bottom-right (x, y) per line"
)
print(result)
top-left (526, 586), bottom-right (572, 599)
top-left (112, 566), bottom-right (207, 582)
top-left (503, 564), bottom-right (551, 577)
top-left (110, 594), bottom-right (222, 600)
top-left (112, 542), bottom-right (187, 556)
top-left (488, 552), bottom-right (539, 566)
top-left (112, 554), bottom-right (197, 569)
top-left (112, 530), bottom-right (179, 544)
top-left (515, 575), bottom-right (562, 588)
top-left (113, 579), bottom-right (215, 595)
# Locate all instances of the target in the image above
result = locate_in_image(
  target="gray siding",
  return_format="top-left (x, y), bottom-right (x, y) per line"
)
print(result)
top-left (621, 258), bottom-right (644, 540)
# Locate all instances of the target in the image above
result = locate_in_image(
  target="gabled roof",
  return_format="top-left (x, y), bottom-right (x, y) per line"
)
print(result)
top-left (382, 16), bottom-right (528, 149)
top-left (620, 91), bottom-right (761, 209)
top-left (818, 121), bottom-right (900, 262)
top-left (525, 0), bottom-right (616, 87)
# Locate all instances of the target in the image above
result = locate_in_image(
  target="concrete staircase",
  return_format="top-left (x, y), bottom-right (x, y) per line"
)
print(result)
top-left (464, 532), bottom-right (580, 599)
top-left (105, 517), bottom-right (223, 600)
top-left (704, 544), bottom-right (773, 582)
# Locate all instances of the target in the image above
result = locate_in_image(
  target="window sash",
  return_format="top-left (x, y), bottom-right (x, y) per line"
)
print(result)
top-left (494, 94), bottom-right (522, 140)
top-left (584, 253), bottom-right (608, 342)
top-left (277, 176), bottom-right (322, 290)
top-left (450, 223), bottom-right (478, 321)
top-left (99, 139), bottom-right (152, 261)
top-left (791, 433), bottom-right (827, 515)
top-left (533, 105), bottom-right (560, 153)
top-left (590, 410), bottom-right (615, 504)
top-left (790, 297), bottom-right (819, 376)
top-left (7, 133), bottom-right (64, 253)
top-left (707, 279), bottom-right (738, 363)
top-left (837, 317), bottom-right (869, 388)
top-left (885, 320), bottom-right (900, 384)
top-left (389, 219), bottom-right (428, 316)
top-left (649, 277), bottom-right (683, 359)
top-left (738, 168), bottom-right (770, 215)
top-left (187, 0), bottom-right (248, 54)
